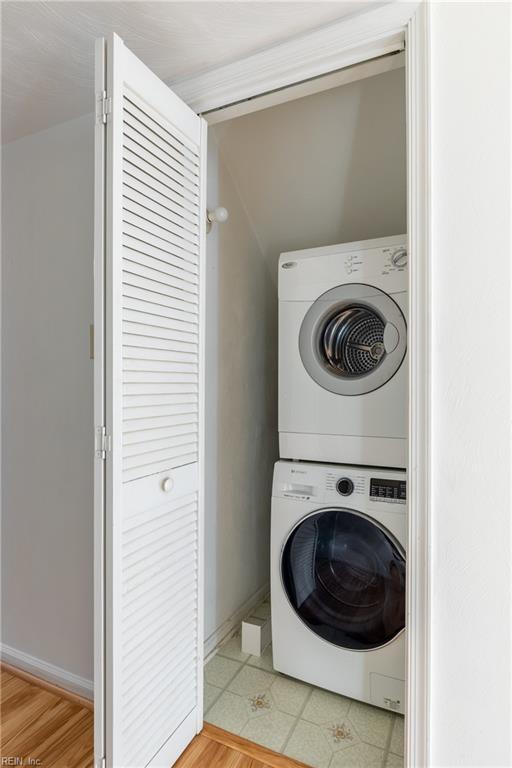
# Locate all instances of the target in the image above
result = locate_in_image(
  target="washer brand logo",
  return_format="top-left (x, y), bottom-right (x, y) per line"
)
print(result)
top-left (290, 469), bottom-right (307, 475)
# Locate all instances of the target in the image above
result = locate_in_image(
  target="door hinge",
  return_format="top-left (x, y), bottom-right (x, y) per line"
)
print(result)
top-left (95, 426), bottom-right (111, 459)
top-left (96, 90), bottom-right (112, 125)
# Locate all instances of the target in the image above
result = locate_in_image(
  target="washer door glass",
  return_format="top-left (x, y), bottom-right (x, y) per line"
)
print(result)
top-left (281, 508), bottom-right (405, 650)
top-left (299, 284), bottom-right (407, 396)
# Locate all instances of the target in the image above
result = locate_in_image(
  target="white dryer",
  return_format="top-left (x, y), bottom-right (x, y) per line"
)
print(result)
top-left (279, 235), bottom-right (408, 468)
top-left (271, 460), bottom-right (406, 713)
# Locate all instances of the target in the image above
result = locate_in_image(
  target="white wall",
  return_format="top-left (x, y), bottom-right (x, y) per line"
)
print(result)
top-left (429, 3), bottom-right (511, 766)
top-left (204, 134), bottom-right (277, 646)
top-left (1, 114), bottom-right (94, 686)
top-left (213, 67), bottom-right (406, 259)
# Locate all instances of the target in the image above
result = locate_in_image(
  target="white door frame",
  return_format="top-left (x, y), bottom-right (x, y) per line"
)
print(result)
top-left (171, 3), bottom-right (431, 766)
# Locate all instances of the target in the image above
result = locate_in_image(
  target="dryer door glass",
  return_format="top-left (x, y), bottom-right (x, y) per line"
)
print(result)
top-left (298, 283), bottom-right (407, 396)
top-left (321, 305), bottom-right (386, 377)
top-left (281, 509), bottom-right (405, 650)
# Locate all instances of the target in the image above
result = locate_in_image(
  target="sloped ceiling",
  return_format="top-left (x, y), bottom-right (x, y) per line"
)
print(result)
top-left (213, 66), bottom-right (406, 267)
top-left (1, 0), bottom-right (379, 143)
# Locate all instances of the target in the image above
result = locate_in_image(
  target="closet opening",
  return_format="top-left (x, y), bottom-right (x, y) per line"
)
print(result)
top-left (202, 50), bottom-right (407, 768)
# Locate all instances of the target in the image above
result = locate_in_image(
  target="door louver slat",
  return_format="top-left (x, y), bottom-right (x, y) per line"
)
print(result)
top-left (123, 126), bottom-right (199, 188)
top-left (122, 171), bottom-right (199, 229)
top-left (123, 185), bottom-right (198, 238)
top-left (123, 405), bottom-right (197, 428)
top-left (123, 211), bottom-right (199, 257)
top-left (124, 154), bottom-right (199, 212)
top-left (123, 96), bottom-right (200, 164)
top-left (123, 252), bottom-right (199, 290)
top-left (123, 134), bottom-right (199, 194)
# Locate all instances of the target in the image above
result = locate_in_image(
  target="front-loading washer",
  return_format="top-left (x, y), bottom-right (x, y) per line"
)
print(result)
top-left (279, 234), bottom-right (408, 467)
top-left (271, 460), bottom-right (406, 713)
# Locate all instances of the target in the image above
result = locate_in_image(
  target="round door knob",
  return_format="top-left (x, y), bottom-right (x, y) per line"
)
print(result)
top-left (161, 477), bottom-right (174, 492)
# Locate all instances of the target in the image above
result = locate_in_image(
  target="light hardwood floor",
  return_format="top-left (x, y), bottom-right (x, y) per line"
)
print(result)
top-left (1, 668), bottom-right (308, 768)
top-left (0, 667), bottom-right (93, 767)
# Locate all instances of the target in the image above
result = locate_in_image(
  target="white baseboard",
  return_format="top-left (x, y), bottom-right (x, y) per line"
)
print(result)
top-left (0, 643), bottom-right (93, 701)
top-left (204, 582), bottom-right (269, 663)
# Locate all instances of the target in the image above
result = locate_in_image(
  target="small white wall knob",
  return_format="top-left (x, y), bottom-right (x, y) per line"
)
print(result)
top-left (207, 206), bottom-right (229, 232)
top-left (161, 477), bottom-right (174, 492)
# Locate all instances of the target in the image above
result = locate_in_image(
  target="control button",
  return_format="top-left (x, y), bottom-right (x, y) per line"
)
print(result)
top-left (391, 247), bottom-right (407, 267)
top-left (336, 477), bottom-right (354, 496)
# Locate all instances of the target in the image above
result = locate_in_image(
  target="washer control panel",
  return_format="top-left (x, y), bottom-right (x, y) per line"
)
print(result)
top-left (370, 478), bottom-right (407, 502)
top-left (273, 461), bottom-right (406, 508)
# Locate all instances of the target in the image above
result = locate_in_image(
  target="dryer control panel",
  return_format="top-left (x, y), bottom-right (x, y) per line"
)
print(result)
top-left (279, 235), bottom-right (408, 302)
top-left (343, 245), bottom-right (408, 278)
top-left (273, 461), bottom-right (406, 507)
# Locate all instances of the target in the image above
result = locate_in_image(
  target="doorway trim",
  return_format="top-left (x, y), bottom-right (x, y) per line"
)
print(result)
top-left (171, 3), bottom-right (431, 766)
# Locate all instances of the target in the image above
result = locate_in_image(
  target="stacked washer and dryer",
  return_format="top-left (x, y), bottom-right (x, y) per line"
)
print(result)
top-left (271, 235), bottom-right (408, 714)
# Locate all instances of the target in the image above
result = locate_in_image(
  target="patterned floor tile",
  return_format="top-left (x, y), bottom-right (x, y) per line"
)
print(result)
top-left (204, 597), bottom-right (398, 768)
top-left (385, 752), bottom-right (404, 768)
top-left (322, 718), bottom-right (360, 753)
top-left (204, 682), bottom-right (223, 713)
top-left (241, 709), bottom-right (296, 752)
top-left (389, 716), bottom-right (404, 756)
top-left (270, 675), bottom-right (312, 716)
top-left (284, 719), bottom-right (333, 768)
top-left (245, 690), bottom-right (274, 719)
top-left (204, 655), bottom-right (242, 688)
top-left (330, 742), bottom-right (386, 767)
top-left (206, 690), bottom-right (248, 734)
top-left (302, 687), bottom-right (351, 725)
top-left (247, 643), bottom-right (274, 671)
top-left (217, 633), bottom-right (250, 663)
top-left (348, 700), bottom-right (393, 749)
top-left (227, 664), bottom-right (277, 697)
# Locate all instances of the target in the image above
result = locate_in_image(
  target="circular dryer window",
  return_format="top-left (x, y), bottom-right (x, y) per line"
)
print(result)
top-left (299, 283), bottom-right (407, 395)
top-left (281, 508), bottom-right (405, 651)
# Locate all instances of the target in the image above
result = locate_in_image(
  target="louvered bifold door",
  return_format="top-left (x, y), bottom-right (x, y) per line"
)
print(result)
top-left (96, 34), bottom-right (206, 768)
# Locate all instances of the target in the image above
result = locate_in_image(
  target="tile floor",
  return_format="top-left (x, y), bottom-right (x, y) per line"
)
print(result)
top-left (204, 601), bottom-right (404, 768)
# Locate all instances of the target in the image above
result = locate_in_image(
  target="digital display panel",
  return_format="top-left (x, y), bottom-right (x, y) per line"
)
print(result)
top-left (370, 478), bottom-right (406, 501)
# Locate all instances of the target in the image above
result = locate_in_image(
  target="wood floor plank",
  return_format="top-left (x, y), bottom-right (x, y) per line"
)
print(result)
top-left (174, 729), bottom-right (308, 768)
top-left (2, 688), bottom-right (60, 744)
top-left (1, 668), bottom-right (307, 768)
top-left (0, 662), bottom-right (93, 710)
top-left (1, 674), bottom-right (36, 705)
top-left (202, 723), bottom-right (310, 768)
top-left (42, 710), bottom-right (93, 767)
top-left (2, 695), bottom-right (91, 768)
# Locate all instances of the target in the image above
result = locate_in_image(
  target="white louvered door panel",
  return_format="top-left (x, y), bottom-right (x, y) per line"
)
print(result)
top-left (95, 34), bottom-right (206, 768)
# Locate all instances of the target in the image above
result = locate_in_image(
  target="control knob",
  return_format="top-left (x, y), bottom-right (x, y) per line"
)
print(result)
top-left (336, 477), bottom-right (354, 496)
top-left (391, 247), bottom-right (407, 267)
